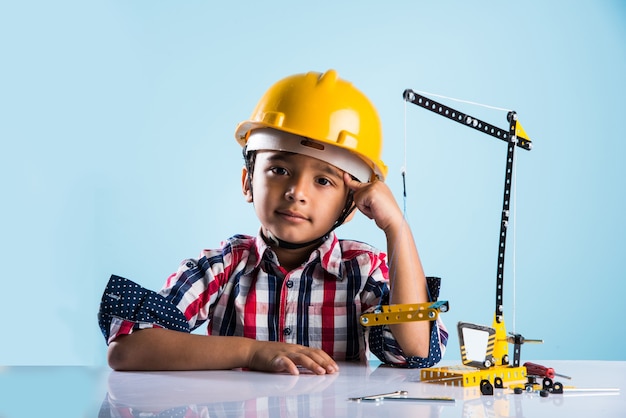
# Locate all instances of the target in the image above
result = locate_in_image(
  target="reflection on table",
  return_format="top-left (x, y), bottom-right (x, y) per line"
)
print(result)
top-left (98, 360), bottom-right (625, 418)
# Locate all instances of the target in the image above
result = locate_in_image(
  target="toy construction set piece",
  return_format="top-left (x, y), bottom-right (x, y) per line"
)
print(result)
top-left (349, 390), bottom-right (455, 403)
top-left (511, 375), bottom-right (564, 396)
top-left (480, 371), bottom-right (619, 399)
top-left (360, 301), bottom-right (449, 326)
top-left (403, 90), bottom-right (538, 388)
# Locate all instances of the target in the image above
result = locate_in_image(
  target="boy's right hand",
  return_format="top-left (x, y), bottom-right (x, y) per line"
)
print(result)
top-left (248, 341), bottom-right (339, 376)
top-left (108, 328), bottom-right (338, 375)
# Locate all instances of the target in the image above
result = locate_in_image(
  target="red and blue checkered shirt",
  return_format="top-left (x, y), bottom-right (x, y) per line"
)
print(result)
top-left (99, 231), bottom-right (447, 368)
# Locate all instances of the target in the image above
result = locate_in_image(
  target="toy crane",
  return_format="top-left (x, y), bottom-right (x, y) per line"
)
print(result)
top-left (401, 89), bottom-right (539, 387)
top-left (360, 89), bottom-right (538, 388)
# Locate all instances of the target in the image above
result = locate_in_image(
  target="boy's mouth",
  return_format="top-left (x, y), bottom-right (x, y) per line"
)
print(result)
top-left (276, 209), bottom-right (309, 222)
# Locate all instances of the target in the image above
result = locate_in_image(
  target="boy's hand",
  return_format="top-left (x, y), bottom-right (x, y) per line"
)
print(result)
top-left (248, 341), bottom-right (339, 376)
top-left (344, 173), bottom-right (403, 233)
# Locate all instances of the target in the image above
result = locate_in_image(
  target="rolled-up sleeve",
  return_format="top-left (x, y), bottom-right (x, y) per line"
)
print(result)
top-left (97, 275), bottom-right (190, 345)
top-left (367, 276), bottom-right (449, 368)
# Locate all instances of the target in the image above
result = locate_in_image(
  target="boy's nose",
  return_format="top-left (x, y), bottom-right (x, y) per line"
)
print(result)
top-left (285, 178), bottom-right (308, 202)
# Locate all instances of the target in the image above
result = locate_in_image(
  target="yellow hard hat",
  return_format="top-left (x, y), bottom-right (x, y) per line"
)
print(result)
top-left (235, 69), bottom-right (387, 181)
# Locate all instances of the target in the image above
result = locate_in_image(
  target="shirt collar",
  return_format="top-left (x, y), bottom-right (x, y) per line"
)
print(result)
top-left (316, 232), bottom-right (344, 279)
top-left (250, 229), bottom-right (344, 280)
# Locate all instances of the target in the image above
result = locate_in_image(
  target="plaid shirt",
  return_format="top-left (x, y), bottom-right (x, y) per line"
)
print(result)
top-left (99, 232), bottom-right (447, 368)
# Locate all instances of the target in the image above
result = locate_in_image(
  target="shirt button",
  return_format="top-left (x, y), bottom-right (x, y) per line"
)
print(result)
top-left (286, 280), bottom-right (294, 288)
top-left (283, 327), bottom-right (292, 336)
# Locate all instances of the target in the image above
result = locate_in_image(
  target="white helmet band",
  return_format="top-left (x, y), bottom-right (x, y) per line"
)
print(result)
top-left (245, 128), bottom-right (373, 183)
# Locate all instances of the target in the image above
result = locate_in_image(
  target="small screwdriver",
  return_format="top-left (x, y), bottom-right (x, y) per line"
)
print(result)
top-left (523, 362), bottom-right (572, 380)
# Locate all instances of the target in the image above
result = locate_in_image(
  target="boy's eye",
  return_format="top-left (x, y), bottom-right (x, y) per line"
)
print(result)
top-left (270, 167), bottom-right (289, 176)
top-left (316, 177), bottom-right (332, 186)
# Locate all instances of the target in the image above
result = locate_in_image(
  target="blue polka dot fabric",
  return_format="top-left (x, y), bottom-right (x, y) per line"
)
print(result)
top-left (98, 275), bottom-right (190, 342)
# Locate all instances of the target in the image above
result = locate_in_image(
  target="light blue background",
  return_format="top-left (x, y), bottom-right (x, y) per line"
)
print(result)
top-left (1, 1), bottom-right (624, 366)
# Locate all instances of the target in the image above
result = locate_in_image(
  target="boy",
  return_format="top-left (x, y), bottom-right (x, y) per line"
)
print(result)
top-left (98, 69), bottom-right (447, 375)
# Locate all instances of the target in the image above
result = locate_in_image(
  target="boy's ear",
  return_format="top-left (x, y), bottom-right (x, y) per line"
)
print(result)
top-left (242, 167), bottom-right (253, 203)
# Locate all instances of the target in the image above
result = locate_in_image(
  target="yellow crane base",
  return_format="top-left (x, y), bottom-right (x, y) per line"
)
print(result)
top-left (420, 364), bottom-right (527, 387)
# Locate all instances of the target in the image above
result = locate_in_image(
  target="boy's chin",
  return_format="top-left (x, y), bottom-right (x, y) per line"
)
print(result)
top-left (266, 230), bottom-right (326, 246)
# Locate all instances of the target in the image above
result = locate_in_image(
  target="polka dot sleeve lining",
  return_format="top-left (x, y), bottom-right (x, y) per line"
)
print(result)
top-left (98, 275), bottom-right (190, 343)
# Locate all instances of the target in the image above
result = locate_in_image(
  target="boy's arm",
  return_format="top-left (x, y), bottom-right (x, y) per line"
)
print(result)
top-left (99, 275), bottom-right (337, 375)
top-left (345, 174), bottom-right (430, 358)
top-left (383, 218), bottom-right (431, 358)
top-left (108, 328), bottom-right (338, 375)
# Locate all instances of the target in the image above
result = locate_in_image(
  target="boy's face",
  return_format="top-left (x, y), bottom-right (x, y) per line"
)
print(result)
top-left (242, 150), bottom-right (350, 245)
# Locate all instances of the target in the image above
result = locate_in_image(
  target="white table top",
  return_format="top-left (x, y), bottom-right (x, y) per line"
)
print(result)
top-left (1, 360), bottom-right (624, 417)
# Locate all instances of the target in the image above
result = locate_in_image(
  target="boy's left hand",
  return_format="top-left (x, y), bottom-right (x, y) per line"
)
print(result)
top-left (344, 173), bottom-right (403, 233)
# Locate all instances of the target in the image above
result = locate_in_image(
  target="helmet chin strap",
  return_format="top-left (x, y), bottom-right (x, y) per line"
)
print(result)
top-left (261, 229), bottom-right (327, 250)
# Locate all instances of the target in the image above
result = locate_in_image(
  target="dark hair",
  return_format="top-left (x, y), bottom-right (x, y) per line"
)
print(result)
top-left (242, 146), bottom-right (256, 175)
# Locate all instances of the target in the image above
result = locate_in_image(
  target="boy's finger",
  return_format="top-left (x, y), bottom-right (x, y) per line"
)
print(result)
top-left (289, 352), bottom-right (332, 375)
top-left (304, 350), bottom-right (339, 373)
top-left (343, 173), bottom-right (364, 190)
top-left (271, 356), bottom-right (300, 375)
